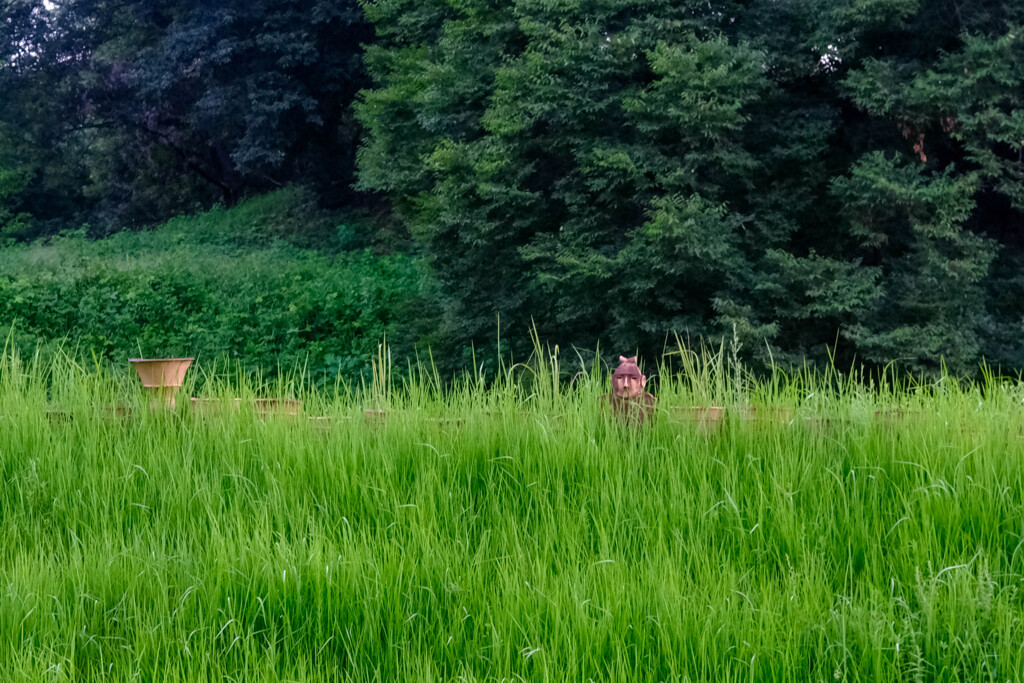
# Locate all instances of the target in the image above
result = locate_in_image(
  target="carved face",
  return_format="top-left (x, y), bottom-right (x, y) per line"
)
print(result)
top-left (612, 356), bottom-right (646, 399)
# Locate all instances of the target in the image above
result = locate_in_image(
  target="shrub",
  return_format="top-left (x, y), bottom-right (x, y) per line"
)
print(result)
top-left (0, 190), bottom-right (433, 385)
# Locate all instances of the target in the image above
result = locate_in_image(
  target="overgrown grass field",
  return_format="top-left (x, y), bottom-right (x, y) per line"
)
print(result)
top-left (2, 346), bottom-right (1023, 681)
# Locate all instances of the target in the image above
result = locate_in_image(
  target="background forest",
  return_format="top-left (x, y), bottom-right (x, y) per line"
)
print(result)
top-left (1, 0), bottom-right (1023, 381)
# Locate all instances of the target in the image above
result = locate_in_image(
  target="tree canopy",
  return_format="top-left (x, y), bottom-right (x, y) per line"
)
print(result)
top-left (0, 0), bottom-right (371, 233)
top-left (2, 0), bottom-right (1024, 375)
top-left (356, 0), bottom-right (1024, 374)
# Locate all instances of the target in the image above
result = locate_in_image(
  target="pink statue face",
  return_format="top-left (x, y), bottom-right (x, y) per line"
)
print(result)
top-left (612, 356), bottom-right (646, 399)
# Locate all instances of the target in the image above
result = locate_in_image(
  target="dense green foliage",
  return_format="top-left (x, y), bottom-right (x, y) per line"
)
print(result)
top-left (357, 0), bottom-right (1024, 375)
top-left (0, 189), bottom-right (428, 384)
top-left (2, 351), bottom-right (1024, 679)
top-left (0, 0), bottom-right (371, 232)
top-left (3, 0), bottom-right (1024, 375)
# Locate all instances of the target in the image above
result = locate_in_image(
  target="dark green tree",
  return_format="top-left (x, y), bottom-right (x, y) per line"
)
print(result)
top-left (0, 0), bottom-right (372, 232)
top-left (358, 0), bottom-right (1024, 375)
top-left (0, 165), bottom-right (32, 241)
top-left (840, 5), bottom-right (1024, 372)
top-left (0, 0), bottom-right (99, 234)
top-left (357, 1), bottom-right (787, 365)
top-left (357, 1), bottom-right (852, 366)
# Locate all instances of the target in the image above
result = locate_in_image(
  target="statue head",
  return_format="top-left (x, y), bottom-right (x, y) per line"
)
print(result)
top-left (611, 356), bottom-right (646, 399)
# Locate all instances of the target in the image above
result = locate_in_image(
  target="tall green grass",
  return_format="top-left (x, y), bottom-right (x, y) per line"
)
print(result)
top-left (1, 342), bottom-right (1023, 681)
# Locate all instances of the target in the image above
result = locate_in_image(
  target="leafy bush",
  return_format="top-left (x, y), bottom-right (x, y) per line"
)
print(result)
top-left (0, 190), bottom-right (433, 385)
